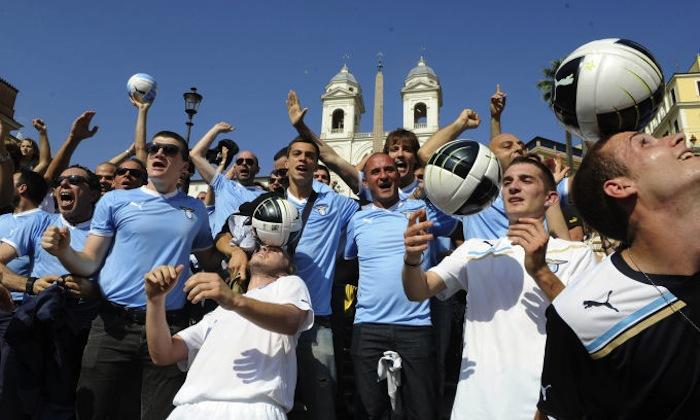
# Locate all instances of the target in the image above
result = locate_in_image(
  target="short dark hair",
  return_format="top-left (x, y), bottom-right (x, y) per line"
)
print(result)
top-left (119, 158), bottom-right (148, 180)
top-left (273, 147), bottom-right (288, 161)
top-left (507, 156), bottom-right (557, 193)
top-left (15, 168), bottom-right (48, 205)
top-left (383, 129), bottom-right (420, 155)
top-left (64, 164), bottom-right (101, 192)
top-left (287, 137), bottom-right (320, 161)
top-left (572, 139), bottom-right (630, 242)
top-left (316, 164), bottom-right (330, 175)
top-left (151, 131), bottom-right (189, 158)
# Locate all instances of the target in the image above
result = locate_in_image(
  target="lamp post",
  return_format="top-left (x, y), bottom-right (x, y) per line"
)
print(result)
top-left (183, 87), bottom-right (203, 145)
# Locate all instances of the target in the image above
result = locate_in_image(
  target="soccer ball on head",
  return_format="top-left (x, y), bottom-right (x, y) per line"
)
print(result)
top-left (424, 140), bottom-right (501, 216)
top-left (251, 196), bottom-right (301, 247)
top-left (127, 73), bottom-right (158, 104)
top-left (552, 38), bottom-right (664, 142)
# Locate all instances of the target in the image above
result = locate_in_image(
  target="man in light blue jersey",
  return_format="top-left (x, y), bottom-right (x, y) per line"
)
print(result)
top-left (41, 131), bottom-right (219, 420)
top-left (345, 153), bottom-right (457, 419)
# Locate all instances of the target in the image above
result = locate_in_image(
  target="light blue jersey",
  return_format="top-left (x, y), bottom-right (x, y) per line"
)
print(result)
top-left (0, 209), bottom-right (42, 300)
top-left (209, 174), bottom-right (265, 237)
top-left (90, 187), bottom-right (212, 309)
top-left (286, 187), bottom-right (358, 316)
top-left (357, 171), bottom-right (419, 201)
top-left (3, 211), bottom-right (91, 278)
top-left (345, 199), bottom-right (457, 325)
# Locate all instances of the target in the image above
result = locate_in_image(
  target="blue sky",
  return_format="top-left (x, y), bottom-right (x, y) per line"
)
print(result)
top-left (2, 0), bottom-right (698, 175)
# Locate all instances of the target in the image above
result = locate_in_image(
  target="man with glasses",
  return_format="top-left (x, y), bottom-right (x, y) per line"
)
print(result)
top-left (41, 131), bottom-right (219, 420)
top-left (113, 158), bottom-right (147, 190)
top-left (268, 168), bottom-right (288, 194)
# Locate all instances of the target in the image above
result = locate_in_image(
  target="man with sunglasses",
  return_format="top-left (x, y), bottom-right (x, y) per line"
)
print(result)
top-left (268, 168), bottom-right (288, 194)
top-left (41, 131), bottom-right (218, 420)
top-left (113, 158), bottom-right (147, 190)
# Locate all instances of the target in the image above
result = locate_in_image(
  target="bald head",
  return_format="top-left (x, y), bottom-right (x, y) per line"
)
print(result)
top-left (234, 150), bottom-right (260, 185)
top-left (489, 133), bottom-right (525, 169)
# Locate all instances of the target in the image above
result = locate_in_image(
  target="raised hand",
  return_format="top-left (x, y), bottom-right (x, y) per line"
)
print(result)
top-left (129, 95), bottom-right (152, 111)
top-left (41, 226), bottom-right (71, 256)
top-left (403, 209), bottom-right (433, 265)
top-left (490, 84), bottom-right (507, 118)
top-left (551, 155), bottom-right (570, 184)
top-left (213, 122), bottom-right (234, 134)
top-left (69, 111), bottom-right (99, 141)
top-left (286, 90), bottom-right (308, 126)
top-left (507, 218), bottom-right (549, 277)
top-left (32, 118), bottom-right (47, 134)
top-left (454, 109), bottom-right (481, 131)
top-left (145, 265), bottom-right (184, 300)
top-left (184, 272), bottom-right (238, 309)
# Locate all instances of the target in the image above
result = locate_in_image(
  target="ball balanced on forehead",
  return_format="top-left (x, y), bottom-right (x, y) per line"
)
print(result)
top-left (552, 38), bottom-right (664, 142)
top-left (423, 139), bottom-right (501, 216)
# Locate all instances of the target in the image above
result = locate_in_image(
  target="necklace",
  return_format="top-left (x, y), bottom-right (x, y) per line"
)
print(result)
top-left (626, 249), bottom-right (700, 334)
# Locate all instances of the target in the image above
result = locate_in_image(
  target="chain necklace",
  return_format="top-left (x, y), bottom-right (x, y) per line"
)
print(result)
top-left (626, 249), bottom-right (700, 335)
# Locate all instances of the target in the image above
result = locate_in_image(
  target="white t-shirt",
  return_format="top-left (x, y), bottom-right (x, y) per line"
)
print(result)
top-left (173, 275), bottom-right (314, 412)
top-left (430, 237), bottom-right (597, 420)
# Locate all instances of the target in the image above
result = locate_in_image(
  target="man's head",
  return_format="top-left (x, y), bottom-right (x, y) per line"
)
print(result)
top-left (95, 162), bottom-right (117, 195)
top-left (490, 133), bottom-right (526, 169)
top-left (573, 131), bottom-right (696, 242)
top-left (285, 137), bottom-right (319, 187)
top-left (273, 146), bottom-right (289, 170)
top-left (114, 159), bottom-right (147, 190)
top-left (502, 156), bottom-right (558, 224)
top-left (383, 129), bottom-right (420, 185)
top-left (268, 168), bottom-right (288, 193)
top-left (13, 168), bottom-right (48, 208)
top-left (146, 131), bottom-right (189, 189)
top-left (233, 150), bottom-right (260, 186)
top-left (54, 165), bottom-right (100, 223)
top-left (363, 153), bottom-right (400, 208)
top-left (196, 191), bottom-right (207, 202)
top-left (314, 165), bottom-right (331, 185)
top-left (249, 245), bottom-right (295, 278)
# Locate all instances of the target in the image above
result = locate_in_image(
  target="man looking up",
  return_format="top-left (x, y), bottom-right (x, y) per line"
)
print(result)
top-left (94, 162), bottom-right (116, 195)
top-left (113, 158), bottom-right (147, 190)
top-left (402, 157), bottom-right (596, 419)
top-left (41, 131), bottom-right (218, 420)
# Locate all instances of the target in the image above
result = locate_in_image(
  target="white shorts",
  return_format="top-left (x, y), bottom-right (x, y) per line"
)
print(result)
top-left (168, 401), bottom-right (286, 420)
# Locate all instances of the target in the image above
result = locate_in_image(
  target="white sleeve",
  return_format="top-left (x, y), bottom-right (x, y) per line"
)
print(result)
top-left (564, 245), bottom-right (599, 286)
top-left (273, 275), bottom-right (314, 333)
top-left (174, 310), bottom-right (218, 371)
top-left (430, 244), bottom-right (471, 300)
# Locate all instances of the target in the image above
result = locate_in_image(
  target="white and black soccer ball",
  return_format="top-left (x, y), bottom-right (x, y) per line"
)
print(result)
top-left (127, 73), bottom-right (158, 104)
top-left (251, 196), bottom-right (301, 247)
top-left (552, 38), bottom-right (664, 142)
top-left (424, 140), bottom-right (501, 216)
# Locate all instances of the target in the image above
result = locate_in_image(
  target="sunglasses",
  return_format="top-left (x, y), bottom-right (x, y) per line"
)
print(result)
top-left (146, 142), bottom-right (183, 157)
top-left (116, 167), bottom-right (146, 179)
top-left (236, 158), bottom-right (256, 166)
top-left (55, 175), bottom-right (88, 186)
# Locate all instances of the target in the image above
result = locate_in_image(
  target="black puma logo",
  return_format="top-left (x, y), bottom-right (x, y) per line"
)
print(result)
top-left (583, 290), bottom-right (619, 312)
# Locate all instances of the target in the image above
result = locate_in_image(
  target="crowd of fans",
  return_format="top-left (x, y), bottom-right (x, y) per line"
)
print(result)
top-left (0, 81), bottom-right (697, 420)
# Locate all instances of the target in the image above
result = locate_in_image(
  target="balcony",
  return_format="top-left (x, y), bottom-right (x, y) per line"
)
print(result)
top-left (414, 122), bottom-right (427, 129)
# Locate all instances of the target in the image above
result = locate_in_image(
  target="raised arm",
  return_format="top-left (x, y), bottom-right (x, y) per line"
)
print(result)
top-left (402, 210), bottom-right (447, 301)
top-left (41, 228), bottom-right (112, 277)
top-left (0, 120), bottom-right (14, 209)
top-left (184, 272), bottom-right (308, 335)
top-left (490, 84), bottom-right (506, 140)
top-left (130, 97), bottom-right (150, 163)
top-left (43, 111), bottom-right (99, 183)
top-left (108, 143), bottom-right (135, 165)
top-left (189, 122), bottom-right (234, 184)
top-left (31, 119), bottom-right (52, 175)
top-left (287, 90), bottom-right (361, 193)
top-left (145, 265), bottom-right (189, 366)
top-left (417, 108), bottom-right (480, 165)
top-left (543, 157), bottom-right (571, 241)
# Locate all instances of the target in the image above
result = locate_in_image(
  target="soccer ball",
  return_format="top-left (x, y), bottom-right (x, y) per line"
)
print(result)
top-left (127, 73), bottom-right (158, 104)
top-left (251, 196), bottom-right (301, 247)
top-left (552, 38), bottom-right (664, 142)
top-left (424, 140), bottom-right (501, 216)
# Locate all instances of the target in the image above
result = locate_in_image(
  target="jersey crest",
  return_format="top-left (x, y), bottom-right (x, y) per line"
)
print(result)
top-left (180, 206), bottom-right (194, 219)
top-left (315, 205), bottom-right (328, 216)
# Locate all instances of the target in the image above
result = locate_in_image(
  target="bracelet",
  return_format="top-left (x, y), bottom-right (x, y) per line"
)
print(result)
top-left (25, 277), bottom-right (38, 295)
top-left (403, 254), bottom-right (424, 267)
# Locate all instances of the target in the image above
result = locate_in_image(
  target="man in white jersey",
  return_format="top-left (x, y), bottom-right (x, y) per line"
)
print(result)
top-left (402, 156), bottom-right (597, 419)
top-left (41, 131), bottom-right (220, 420)
top-left (144, 244), bottom-right (313, 420)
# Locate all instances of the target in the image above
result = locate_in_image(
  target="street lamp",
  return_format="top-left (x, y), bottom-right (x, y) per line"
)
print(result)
top-left (183, 87), bottom-right (203, 145)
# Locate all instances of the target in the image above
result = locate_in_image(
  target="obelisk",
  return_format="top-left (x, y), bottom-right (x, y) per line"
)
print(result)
top-left (372, 53), bottom-right (384, 153)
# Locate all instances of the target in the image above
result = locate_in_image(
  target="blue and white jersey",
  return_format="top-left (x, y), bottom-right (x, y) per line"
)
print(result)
top-left (0, 209), bottom-right (42, 300)
top-left (209, 174), bottom-right (265, 237)
top-left (345, 199), bottom-right (457, 325)
top-left (357, 171), bottom-right (419, 202)
top-left (287, 187), bottom-right (359, 316)
top-left (90, 187), bottom-right (213, 309)
top-left (460, 195), bottom-right (508, 241)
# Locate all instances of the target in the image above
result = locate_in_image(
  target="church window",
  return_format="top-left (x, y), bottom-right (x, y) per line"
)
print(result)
top-left (414, 103), bottom-right (427, 128)
top-left (332, 109), bottom-right (345, 132)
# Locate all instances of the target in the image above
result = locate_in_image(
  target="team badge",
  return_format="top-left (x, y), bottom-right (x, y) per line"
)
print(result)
top-left (316, 205), bottom-right (328, 216)
top-left (180, 206), bottom-right (194, 219)
top-left (545, 258), bottom-right (568, 273)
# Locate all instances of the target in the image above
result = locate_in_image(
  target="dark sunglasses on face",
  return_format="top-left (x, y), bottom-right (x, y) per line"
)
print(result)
top-left (236, 158), bottom-right (256, 166)
top-left (116, 167), bottom-right (146, 179)
top-left (271, 168), bottom-right (288, 177)
top-left (146, 142), bottom-right (182, 157)
top-left (55, 175), bottom-right (88, 186)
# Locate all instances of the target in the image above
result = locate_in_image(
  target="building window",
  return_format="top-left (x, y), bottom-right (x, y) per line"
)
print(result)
top-left (674, 120), bottom-right (680, 133)
top-left (670, 88), bottom-right (677, 104)
top-left (696, 80), bottom-right (700, 96)
top-left (331, 109), bottom-right (344, 132)
top-left (413, 102), bottom-right (427, 128)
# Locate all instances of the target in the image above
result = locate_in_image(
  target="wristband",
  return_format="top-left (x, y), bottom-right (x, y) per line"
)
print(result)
top-left (403, 254), bottom-right (424, 267)
top-left (26, 277), bottom-right (38, 295)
